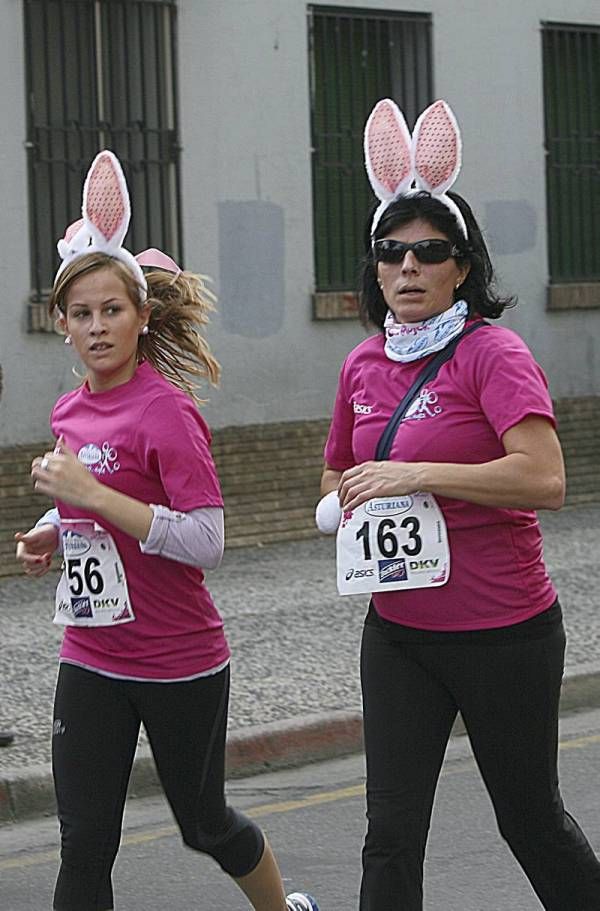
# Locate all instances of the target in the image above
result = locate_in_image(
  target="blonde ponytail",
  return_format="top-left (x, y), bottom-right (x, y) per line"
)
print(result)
top-left (138, 269), bottom-right (221, 404)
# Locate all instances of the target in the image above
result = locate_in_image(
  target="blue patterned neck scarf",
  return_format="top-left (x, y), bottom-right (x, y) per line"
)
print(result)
top-left (384, 300), bottom-right (468, 363)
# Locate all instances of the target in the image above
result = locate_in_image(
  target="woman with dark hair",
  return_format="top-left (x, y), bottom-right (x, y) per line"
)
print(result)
top-left (360, 189), bottom-right (511, 328)
top-left (317, 100), bottom-right (600, 910)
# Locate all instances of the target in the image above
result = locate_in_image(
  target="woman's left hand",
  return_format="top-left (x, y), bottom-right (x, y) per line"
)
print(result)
top-left (31, 438), bottom-right (100, 509)
top-left (338, 461), bottom-right (423, 511)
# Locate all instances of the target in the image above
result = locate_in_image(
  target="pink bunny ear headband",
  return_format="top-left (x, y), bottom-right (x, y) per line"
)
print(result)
top-left (55, 150), bottom-right (181, 297)
top-left (364, 98), bottom-right (468, 241)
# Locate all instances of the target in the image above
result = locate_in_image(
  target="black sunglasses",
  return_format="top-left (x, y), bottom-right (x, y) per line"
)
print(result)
top-left (373, 238), bottom-right (462, 264)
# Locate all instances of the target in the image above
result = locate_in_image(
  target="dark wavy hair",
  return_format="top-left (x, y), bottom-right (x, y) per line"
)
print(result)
top-left (359, 191), bottom-right (516, 329)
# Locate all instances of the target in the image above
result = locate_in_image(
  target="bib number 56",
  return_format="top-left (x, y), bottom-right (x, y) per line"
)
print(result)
top-left (355, 516), bottom-right (422, 561)
top-left (66, 557), bottom-right (104, 596)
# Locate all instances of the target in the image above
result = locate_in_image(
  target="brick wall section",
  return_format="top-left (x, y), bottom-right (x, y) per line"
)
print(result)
top-left (0, 398), bottom-right (597, 577)
top-left (0, 444), bottom-right (55, 576)
top-left (211, 419), bottom-right (330, 548)
top-left (553, 397), bottom-right (600, 506)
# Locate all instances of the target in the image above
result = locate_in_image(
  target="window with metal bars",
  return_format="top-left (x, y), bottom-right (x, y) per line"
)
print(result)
top-left (23, 0), bottom-right (182, 313)
top-left (308, 5), bottom-right (432, 297)
top-left (542, 22), bottom-right (600, 287)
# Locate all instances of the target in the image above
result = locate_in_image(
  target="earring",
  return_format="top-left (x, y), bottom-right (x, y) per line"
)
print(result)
top-left (64, 335), bottom-right (72, 345)
top-left (455, 282), bottom-right (461, 290)
top-left (377, 280), bottom-right (384, 290)
top-left (140, 325), bottom-right (149, 336)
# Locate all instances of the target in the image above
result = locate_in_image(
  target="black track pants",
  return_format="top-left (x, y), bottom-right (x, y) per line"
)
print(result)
top-left (52, 663), bottom-right (264, 911)
top-left (359, 605), bottom-right (600, 911)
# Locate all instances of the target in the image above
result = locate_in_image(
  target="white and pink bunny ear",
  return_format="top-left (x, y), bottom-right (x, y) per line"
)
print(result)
top-left (364, 97), bottom-right (468, 240)
top-left (411, 100), bottom-right (467, 237)
top-left (64, 218), bottom-right (85, 244)
top-left (135, 248), bottom-right (181, 275)
top-left (55, 150), bottom-right (146, 292)
top-left (56, 218), bottom-right (90, 261)
top-left (82, 151), bottom-right (131, 250)
top-left (54, 149), bottom-right (182, 293)
top-left (364, 99), bottom-right (413, 203)
top-left (412, 100), bottom-right (461, 195)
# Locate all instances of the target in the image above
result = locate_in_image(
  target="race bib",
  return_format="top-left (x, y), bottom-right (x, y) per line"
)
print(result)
top-left (336, 493), bottom-right (450, 595)
top-left (54, 519), bottom-right (135, 627)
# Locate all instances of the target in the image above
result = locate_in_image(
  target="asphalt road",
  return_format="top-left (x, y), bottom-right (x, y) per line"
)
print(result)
top-left (2, 708), bottom-right (600, 910)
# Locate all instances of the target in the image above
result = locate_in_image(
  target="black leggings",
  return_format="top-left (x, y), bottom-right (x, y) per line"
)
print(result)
top-left (52, 663), bottom-right (264, 911)
top-left (360, 602), bottom-right (600, 911)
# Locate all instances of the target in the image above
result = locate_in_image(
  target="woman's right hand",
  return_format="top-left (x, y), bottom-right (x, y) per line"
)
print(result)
top-left (14, 524), bottom-right (59, 577)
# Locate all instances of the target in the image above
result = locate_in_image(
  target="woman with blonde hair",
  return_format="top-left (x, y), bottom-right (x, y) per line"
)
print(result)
top-left (15, 151), bottom-right (317, 911)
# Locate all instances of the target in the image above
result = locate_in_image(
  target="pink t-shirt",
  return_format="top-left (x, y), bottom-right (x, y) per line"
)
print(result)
top-left (51, 361), bottom-right (230, 679)
top-left (324, 322), bottom-right (558, 630)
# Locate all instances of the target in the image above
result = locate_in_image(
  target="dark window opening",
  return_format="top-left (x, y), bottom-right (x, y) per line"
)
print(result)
top-left (308, 5), bottom-right (432, 293)
top-left (24, 0), bottom-right (182, 304)
top-left (542, 22), bottom-right (600, 284)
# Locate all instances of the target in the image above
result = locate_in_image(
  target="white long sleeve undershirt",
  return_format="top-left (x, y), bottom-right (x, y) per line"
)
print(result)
top-left (35, 504), bottom-right (224, 570)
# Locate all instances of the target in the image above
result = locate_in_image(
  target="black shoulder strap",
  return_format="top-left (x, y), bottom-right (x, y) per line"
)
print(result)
top-left (375, 320), bottom-right (488, 461)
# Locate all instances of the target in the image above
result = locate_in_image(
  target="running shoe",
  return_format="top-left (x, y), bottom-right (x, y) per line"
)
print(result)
top-left (285, 893), bottom-right (319, 911)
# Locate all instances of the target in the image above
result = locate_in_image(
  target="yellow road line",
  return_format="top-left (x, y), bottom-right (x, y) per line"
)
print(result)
top-left (247, 783), bottom-right (364, 818)
top-left (0, 849), bottom-right (59, 871)
top-left (559, 732), bottom-right (600, 750)
top-left (1, 731), bottom-right (599, 871)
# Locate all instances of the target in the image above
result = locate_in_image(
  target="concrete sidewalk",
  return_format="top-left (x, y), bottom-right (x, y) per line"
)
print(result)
top-left (1, 504), bottom-right (600, 824)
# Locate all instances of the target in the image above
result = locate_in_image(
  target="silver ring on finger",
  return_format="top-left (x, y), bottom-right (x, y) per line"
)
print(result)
top-left (40, 457), bottom-right (50, 471)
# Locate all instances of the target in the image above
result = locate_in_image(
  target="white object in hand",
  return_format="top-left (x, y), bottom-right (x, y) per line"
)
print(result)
top-left (315, 490), bottom-right (343, 534)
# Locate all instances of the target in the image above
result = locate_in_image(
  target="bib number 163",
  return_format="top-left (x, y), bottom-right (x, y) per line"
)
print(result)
top-left (336, 494), bottom-right (450, 595)
top-left (355, 516), bottom-right (422, 560)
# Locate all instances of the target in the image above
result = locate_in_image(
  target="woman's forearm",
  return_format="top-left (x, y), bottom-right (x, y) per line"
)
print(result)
top-left (418, 416), bottom-right (565, 510)
top-left (36, 485), bottom-right (223, 567)
top-left (87, 485), bottom-right (154, 542)
top-left (321, 467), bottom-right (343, 496)
top-left (338, 415), bottom-right (565, 513)
top-left (416, 454), bottom-right (565, 510)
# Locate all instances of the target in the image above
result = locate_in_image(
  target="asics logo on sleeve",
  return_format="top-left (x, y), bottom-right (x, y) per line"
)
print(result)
top-left (353, 402), bottom-right (373, 414)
